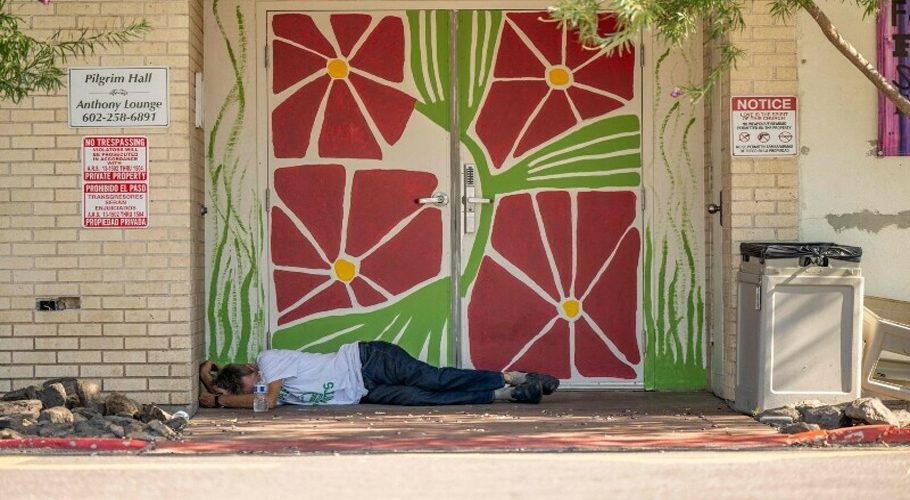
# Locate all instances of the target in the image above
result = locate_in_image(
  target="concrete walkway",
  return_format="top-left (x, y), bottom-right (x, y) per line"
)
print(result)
top-left (155, 391), bottom-right (790, 453)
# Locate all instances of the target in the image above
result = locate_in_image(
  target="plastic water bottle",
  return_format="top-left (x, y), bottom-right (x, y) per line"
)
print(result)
top-left (253, 382), bottom-right (268, 412)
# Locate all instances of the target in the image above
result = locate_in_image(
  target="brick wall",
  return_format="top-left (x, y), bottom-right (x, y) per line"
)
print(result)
top-left (0, 0), bottom-right (205, 405)
top-left (719, 0), bottom-right (800, 396)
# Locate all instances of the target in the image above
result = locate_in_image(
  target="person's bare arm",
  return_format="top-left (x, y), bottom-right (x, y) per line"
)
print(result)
top-left (198, 379), bottom-right (283, 409)
top-left (198, 360), bottom-right (218, 394)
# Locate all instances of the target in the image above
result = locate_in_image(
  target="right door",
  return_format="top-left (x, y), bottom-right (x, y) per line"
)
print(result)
top-left (458, 11), bottom-right (643, 387)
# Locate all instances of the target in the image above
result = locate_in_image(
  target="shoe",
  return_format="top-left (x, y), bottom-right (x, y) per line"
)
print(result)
top-left (527, 373), bottom-right (560, 395)
top-left (509, 380), bottom-right (542, 404)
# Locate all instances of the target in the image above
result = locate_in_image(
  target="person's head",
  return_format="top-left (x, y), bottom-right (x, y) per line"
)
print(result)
top-left (212, 363), bottom-right (259, 395)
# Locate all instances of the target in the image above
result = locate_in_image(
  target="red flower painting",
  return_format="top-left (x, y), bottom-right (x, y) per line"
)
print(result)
top-left (271, 14), bottom-right (416, 159)
top-left (271, 165), bottom-right (442, 325)
top-left (474, 12), bottom-right (635, 169)
top-left (467, 190), bottom-right (640, 379)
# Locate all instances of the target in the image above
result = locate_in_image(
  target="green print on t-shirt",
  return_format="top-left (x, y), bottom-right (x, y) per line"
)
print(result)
top-left (280, 382), bottom-right (335, 406)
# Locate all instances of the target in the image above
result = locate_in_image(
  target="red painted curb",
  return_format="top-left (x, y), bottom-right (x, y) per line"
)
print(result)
top-left (0, 437), bottom-right (150, 452)
top-left (786, 425), bottom-right (910, 446)
top-left (152, 432), bottom-right (795, 454)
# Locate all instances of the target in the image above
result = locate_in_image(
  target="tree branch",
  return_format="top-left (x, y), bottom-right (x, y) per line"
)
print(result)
top-left (802, 0), bottom-right (910, 116)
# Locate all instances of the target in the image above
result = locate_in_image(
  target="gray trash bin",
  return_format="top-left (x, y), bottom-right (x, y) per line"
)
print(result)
top-left (733, 243), bottom-right (864, 414)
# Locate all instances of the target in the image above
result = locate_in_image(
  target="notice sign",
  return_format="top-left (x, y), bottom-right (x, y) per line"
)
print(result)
top-left (82, 136), bottom-right (149, 229)
top-left (69, 67), bottom-right (169, 128)
top-left (731, 96), bottom-right (798, 156)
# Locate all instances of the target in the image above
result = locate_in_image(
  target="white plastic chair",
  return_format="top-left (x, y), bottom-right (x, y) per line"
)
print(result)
top-left (862, 307), bottom-right (910, 400)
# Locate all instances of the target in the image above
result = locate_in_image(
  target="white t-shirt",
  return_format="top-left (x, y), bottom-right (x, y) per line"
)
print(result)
top-left (256, 343), bottom-right (368, 406)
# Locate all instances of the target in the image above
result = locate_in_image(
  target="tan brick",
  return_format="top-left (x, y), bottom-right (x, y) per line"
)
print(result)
top-left (104, 378), bottom-right (147, 392)
top-left (80, 337), bottom-right (124, 350)
top-left (35, 365), bottom-right (79, 378)
top-left (103, 323), bottom-right (148, 336)
top-left (0, 365), bottom-right (34, 378)
top-left (35, 337), bottom-right (79, 350)
top-left (125, 337), bottom-right (170, 350)
top-left (58, 350), bottom-right (102, 363)
top-left (103, 351), bottom-right (147, 363)
top-left (12, 351), bottom-right (56, 364)
top-left (82, 365), bottom-right (126, 378)
top-left (148, 378), bottom-right (191, 391)
top-left (0, 337), bottom-right (35, 350)
top-left (58, 323), bottom-right (102, 336)
top-left (148, 349), bottom-right (190, 363)
top-left (126, 364), bottom-right (169, 377)
top-left (80, 310), bottom-right (124, 323)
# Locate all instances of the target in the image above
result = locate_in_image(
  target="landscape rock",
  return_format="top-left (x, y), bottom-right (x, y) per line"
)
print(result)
top-left (147, 419), bottom-right (177, 439)
top-left (37, 383), bottom-right (67, 410)
top-left (0, 429), bottom-right (24, 440)
top-left (126, 430), bottom-right (154, 441)
top-left (758, 415), bottom-right (795, 427)
top-left (758, 405), bottom-right (801, 421)
top-left (0, 400), bottom-right (43, 419)
top-left (0, 386), bottom-right (40, 402)
top-left (76, 380), bottom-right (102, 410)
top-left (43, 378), bottom-right (80, 407)
top-left (73, 420), bottom-right (108, 438)
top-left (73, 407), bottom-right (102, 421)
top-left (844, 398), bottom-right (899, 426)
top-left (165, 415), bottom-right (188, 432)
top-left (894, 409), bottom-right (910, 427)
top-left (108, 424), bottom-right (125, 438)
top-left (104, 393), bottom-right (140, 418)
top-left (781, 422), bottom-right (821, 434)
top-left (139, 404), bottom-right (171, 424)
top-left (39, 406), bottom-right (74, 425)
top-left (799, 405), bottom-right (849, 430)
top-left (37, 423), bottom-right (74, 438)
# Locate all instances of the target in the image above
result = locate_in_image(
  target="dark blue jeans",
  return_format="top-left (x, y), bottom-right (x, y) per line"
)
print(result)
top-left (358, 341), bottom-right (504, 405)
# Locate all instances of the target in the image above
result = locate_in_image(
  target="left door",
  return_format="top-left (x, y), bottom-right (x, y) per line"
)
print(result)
top-left (265, 11), bottom-right (454, 364)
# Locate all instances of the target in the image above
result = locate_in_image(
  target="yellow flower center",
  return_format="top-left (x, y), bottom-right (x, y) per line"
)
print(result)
top-left (326, 58), bottom-right (350, 79)
top-left (333, 258), bottom-right (357, 282)
top-left (561, 299), bottom-right (581, 319)
top-left (547, 66), bottom-right (572, 88)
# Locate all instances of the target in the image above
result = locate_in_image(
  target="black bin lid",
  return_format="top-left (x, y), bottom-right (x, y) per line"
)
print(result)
top-left (740, 242), bottom-right (862, 264)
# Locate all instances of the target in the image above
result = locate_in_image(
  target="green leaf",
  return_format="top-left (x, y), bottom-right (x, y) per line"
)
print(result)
top-left (457, 10), bottom-right (502, 132)
top-left (490, 115), bottom-right (642, 192)
top-left (271, 278), bottom-right (453, 366)
top-left (408, 11), bottom-right (450, 129)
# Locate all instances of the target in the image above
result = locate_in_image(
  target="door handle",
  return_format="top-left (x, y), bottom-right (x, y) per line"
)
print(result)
top-left (418, 192), bottom-right (449, 206)
top-left (707, 194), bottom-right (723, 226)
top-left (466, 197), bottom-right (492, 204)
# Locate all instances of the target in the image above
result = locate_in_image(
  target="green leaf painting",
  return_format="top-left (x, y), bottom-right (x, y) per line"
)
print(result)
top-left (272, 278), bottom-right (452, 366)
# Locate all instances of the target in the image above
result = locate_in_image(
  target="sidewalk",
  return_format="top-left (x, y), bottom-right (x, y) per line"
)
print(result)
top-left (5, 391), bottom-right (909, 454)
top-left (150, 391), bottom-right (797, 453)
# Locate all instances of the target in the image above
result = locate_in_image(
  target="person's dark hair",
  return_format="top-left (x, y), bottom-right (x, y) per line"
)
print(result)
top-left (213, 364), bottom-right (255, 395)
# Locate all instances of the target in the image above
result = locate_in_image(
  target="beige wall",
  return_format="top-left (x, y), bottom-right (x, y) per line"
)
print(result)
top-left (713, 0), bottom-right (801, 397)
top-left (797, 4), bottom-right (910, 303)
top-left (0, 0), bottom-right (205, 405)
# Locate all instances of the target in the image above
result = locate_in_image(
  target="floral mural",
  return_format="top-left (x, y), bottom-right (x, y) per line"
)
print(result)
top-left (468, 191), bottom-right (640, 379)
top-left (474, 13), bottom-right (634, 169)
top-left (206, 4), bottom-right (705, 388)
top-left (271, 165), bottom-right (442, 326)
top-left (270, 14), bottom-right (416, 159)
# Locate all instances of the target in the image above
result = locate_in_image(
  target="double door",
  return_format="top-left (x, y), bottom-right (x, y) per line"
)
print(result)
top-left (266, 9), bottom-right (643, 386)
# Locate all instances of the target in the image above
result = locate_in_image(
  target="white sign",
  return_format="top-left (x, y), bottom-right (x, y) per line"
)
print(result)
top-left (69, 67), bottom-right (169, 128)
top-left (82, 136), bottom-right (149, 229)
top-left (731, 96), bottom-right (797, 157)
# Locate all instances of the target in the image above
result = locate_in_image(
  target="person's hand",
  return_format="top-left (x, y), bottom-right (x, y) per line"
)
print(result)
top-left (199, 360), bottom-right (218, 377)
top-left (199, 392), bottom-right (217, 408)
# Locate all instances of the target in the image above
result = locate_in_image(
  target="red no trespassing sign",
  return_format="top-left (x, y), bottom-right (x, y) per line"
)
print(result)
top-left (82, 136), bottom-right (149, 228)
